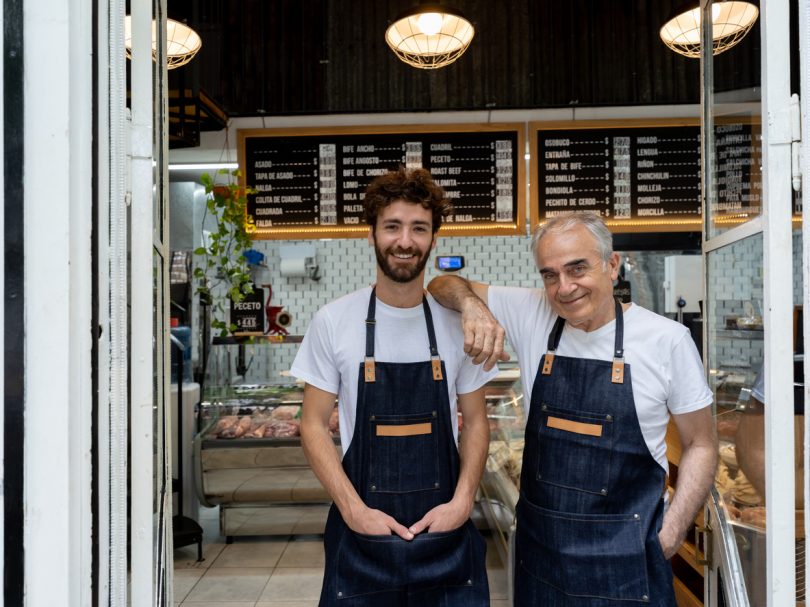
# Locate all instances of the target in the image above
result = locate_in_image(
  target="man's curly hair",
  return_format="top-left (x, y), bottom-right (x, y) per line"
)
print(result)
top-left (362, 167), bottom-right (453, 234)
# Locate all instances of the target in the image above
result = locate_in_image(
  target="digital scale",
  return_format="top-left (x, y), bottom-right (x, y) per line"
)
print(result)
top-left (435, 255), bottom-right (465, 272)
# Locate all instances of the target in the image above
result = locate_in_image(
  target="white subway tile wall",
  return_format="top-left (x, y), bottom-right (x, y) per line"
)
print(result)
top-left (238, 235), bottom-right (540, 383)
top-left (188, 228), bottom-right (802, 387)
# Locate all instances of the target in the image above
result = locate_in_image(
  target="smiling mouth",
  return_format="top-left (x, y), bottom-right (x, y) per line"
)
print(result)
top-left (392, 252), bottom-right (416, 260)
top-left (559, 294), bottom-right (585, 305)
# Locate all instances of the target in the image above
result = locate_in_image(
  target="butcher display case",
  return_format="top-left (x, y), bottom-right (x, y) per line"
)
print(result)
top-left (192, 338), bottom-right (339, 541)
top-left (478, 365), bottom-right (525, 604)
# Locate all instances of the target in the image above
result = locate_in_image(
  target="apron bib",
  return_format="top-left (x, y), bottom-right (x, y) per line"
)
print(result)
top-left (318, 288), bottom-right (489, 607)
top-left (514, 299), bottom-right (675, 606)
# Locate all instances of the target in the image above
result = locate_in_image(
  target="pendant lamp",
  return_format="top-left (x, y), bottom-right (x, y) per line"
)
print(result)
top-left (660, 1), bottom-right (758, 58)
top-left (385, 4), bottom-right (475, 69)
top-left (124, 16), bottom-right (202, 70)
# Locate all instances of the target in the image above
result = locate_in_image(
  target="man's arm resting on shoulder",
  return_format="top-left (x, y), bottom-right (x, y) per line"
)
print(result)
top-left (300, 383), bottom-right (414, 539)
top-left (409, 387), bottom-right (490, 534)
top-left (427, 275), bottom-right (508, 370)
top-left (659, 406), bottom-right (718, 559)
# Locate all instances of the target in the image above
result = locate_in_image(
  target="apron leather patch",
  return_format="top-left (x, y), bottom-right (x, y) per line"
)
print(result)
top-left (376, 422), bottom-right (433, 437)
top-left (431, 358), bottom-right (443, 381)
top-left (364, 359), bottom-right (376, 382)
top-left (546, 415), bottom-right (603, 437)
top-left (542, 353), bottom-right (555, 375)
top-left (611, 360), bottom-right (625, 384)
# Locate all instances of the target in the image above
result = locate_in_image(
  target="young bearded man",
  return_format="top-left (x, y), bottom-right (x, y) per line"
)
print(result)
top-left (292, 167), bottom-right (495, 606)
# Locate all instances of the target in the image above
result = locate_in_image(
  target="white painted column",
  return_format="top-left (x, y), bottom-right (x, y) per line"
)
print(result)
top-left (760, 0), bottom-right (797, 604)
top-left (129, 0), bottom-right (156, 604)
top-left (23, 0), bottom-right (93, 604)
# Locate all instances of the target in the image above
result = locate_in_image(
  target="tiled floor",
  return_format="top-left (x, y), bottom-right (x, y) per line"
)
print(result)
top-left (173, 505), bottom-right (510, 606)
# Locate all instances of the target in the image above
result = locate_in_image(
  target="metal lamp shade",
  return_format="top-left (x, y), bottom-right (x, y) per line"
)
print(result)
top-left (385, 6), bottom-right (475, 69)
top-left (124, 16), bottom-right (202, 70)
top-left (660, 1), bottom-right (758, 59)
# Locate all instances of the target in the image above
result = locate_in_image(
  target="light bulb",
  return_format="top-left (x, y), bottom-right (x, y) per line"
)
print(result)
top-left (693, 4), bottom-right (723, 25)
top-left (417, 12), bottom-right (443, 36)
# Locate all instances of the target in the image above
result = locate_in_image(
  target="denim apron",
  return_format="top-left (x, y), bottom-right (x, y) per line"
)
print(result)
top-left (514, 299), bottom-right (675, 606)
top-left (318, 288), bottom-right (489, 607)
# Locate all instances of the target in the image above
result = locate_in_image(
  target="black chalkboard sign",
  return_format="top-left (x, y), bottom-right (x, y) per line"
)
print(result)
top-left (230, 286), bottom-right (265, 334)
top-left (238, 124), bottom-right (525, 239)
top-left (530, 120), bottom-right (703, 232)
top-left (712, 121), bottom-right (762, 222)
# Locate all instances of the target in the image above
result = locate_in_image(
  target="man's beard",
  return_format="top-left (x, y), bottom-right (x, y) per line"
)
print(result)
top-left (373, 239), bottom-right (432, 284)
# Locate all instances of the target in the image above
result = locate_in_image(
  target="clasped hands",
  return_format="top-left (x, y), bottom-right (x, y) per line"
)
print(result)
top-left (344, 498), bottom-right (472, 540)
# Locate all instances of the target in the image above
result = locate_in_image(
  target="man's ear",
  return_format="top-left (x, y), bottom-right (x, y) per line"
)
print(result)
top-left (431, 234), bottom-right (437, 251)
top-left (608, 252), bottom-right (621, 280)
top-left (368, 227), bottom-right (374, 246)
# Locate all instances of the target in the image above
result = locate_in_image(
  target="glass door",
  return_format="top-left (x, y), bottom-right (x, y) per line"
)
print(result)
top-left (702, 1), bottom-right (800, 605)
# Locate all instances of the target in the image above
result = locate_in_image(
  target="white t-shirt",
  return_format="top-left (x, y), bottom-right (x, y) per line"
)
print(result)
top-left (291, 286), bottom-right (498, 451)
top-left (489, 286), bottom-right (713, 472)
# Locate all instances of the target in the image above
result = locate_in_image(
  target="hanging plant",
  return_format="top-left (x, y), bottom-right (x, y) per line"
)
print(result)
top-left (194, 169), bottom-right (258, 336)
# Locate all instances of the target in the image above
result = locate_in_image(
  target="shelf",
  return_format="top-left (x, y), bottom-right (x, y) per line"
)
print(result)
top-left (713, 328), bottom-right (763, 339)
top-left (674, 577), bottom-right (703, 607)
top-left (201, 436), bottom-right (340, 449)
top-left (213, 334), bottom-right (304, 345)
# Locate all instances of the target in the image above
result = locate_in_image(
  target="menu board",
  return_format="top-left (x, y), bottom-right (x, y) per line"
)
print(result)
top-left (712, 121), bottom-right (762, 221)
top-left (238, 125), bottom-right (525, 239)
top-left (530, 120), bottom-right (703, 232)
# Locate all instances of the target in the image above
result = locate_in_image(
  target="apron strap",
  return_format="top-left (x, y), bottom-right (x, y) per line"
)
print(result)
top-left (421, 295), bottom-right (444, 381)
top-left (542, 316), bottom-right (566, 375)
top-left (543, 298), bottom-right (626, 382)
top-left (364, 287), bottom-right (444, 382)
top-left (365, 288), bottom-right (377, 382)
top-left (611, 297), bottom-right (625, 384)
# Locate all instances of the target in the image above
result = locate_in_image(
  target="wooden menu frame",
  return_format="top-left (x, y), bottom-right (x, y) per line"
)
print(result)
top-left (529, 118), bottom-right (702, 233)
top-left (237, 123), bottom-right (526, 240)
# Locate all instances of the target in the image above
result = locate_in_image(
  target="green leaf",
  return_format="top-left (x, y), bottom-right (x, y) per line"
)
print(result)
top-left (193, 247), bottom-right (206, 255)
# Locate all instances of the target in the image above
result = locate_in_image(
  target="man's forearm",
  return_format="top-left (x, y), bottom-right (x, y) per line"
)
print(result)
top-left (662, 442), bottom-right (718, 550)
top-left (301, 420), bottom-right (363, 519)
top-left (427, 275), bottom-right (477, 312)
top-left (454, 411), bottom-right (489, 509)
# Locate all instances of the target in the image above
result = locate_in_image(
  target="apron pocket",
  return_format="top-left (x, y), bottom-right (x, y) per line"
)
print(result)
top-left (516, 498), bottom-right (651, 602)
top-left (369, 411), bottom-right (439, 493)
top-left (336, 525), bottom-right (475, 599)
top-left (535, 403), bottom-right (613, 495)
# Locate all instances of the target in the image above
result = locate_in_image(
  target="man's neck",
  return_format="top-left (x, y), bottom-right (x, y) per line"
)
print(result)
top-left (375, 272), bottom-right (426, 308)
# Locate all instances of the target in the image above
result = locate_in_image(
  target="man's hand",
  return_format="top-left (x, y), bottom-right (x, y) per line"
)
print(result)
top-left (407, 497), bottom-right (471, 535)
top-left (658, 525), bottom-right (684, 560)
top-left (344, 504), bottom-right (414, 540)
top-left (427, 275), bottom-right (509, 371)
top-left (460, 295), bottom-right (510, 371)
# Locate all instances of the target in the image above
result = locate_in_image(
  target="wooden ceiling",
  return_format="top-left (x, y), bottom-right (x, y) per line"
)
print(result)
top-left (167, 0), bottom-right (761, 118)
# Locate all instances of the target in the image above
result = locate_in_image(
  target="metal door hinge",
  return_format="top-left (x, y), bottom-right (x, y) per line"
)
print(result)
top-left (791, 93), bottom-right (802, 192)
top-left (695, 523), bottom-right (712, 567)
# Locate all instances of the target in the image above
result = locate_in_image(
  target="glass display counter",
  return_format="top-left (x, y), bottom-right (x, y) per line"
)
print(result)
top-left (478, 366), bottom-right (525, 604)
top-left (193, 338), bottom-right (338, 540)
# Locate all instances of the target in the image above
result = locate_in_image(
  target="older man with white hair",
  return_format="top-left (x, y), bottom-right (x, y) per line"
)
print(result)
top-left (428, 211), bottom-right (717, 606)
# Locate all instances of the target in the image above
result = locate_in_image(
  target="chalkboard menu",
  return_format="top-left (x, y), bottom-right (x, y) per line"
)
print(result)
top-left (238, 125), bottom-right (525, 239)
top-left (530, 120), bottom-right (703, 232)
top-left (711, 121), bottom-right (762, 222)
